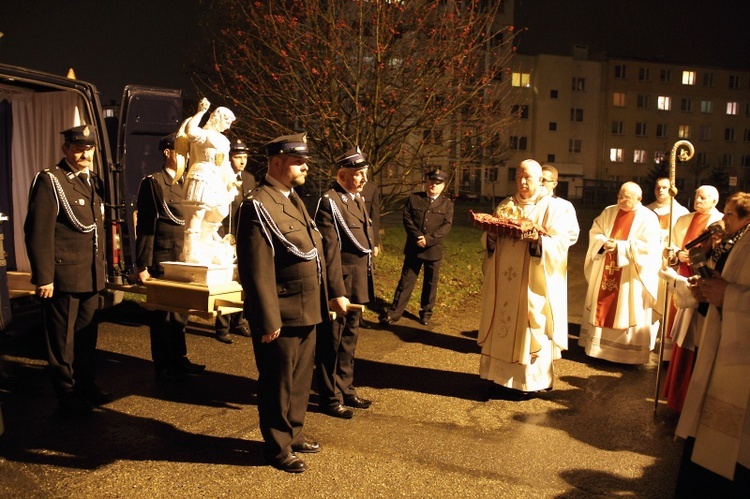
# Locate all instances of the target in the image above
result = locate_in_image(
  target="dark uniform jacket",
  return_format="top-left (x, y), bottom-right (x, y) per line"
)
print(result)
top-left (135, 168), bottom-right (186, 275)
top-left (236, 180), bottom-right (328, 335)
top-left (24, 159), bottom-right (105, 293)
top-left (315, 183), bottom-right (375, 305)
top-left (360, 181), bottom-right (381, 247)
top-left (222, 169), bottom-right (256, 237)
top-left (402, 191), bottom-right (454, 262)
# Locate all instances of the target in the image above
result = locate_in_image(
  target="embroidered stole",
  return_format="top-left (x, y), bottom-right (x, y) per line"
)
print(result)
top-left (594, 209), bottom-right (636, 328)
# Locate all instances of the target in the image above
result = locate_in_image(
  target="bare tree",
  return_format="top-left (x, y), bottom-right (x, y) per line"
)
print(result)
top-left (192, 0), bottom-right (520, 211)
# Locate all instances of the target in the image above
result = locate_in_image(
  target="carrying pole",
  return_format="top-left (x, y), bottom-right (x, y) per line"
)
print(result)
top-left (653, 140), bottom-right (694, 413)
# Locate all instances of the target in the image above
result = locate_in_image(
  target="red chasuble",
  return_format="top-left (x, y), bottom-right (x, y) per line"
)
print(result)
top-left (662, 211), bottom-right (711, 411)
top-left (594, 209), bottom-right (636, 328)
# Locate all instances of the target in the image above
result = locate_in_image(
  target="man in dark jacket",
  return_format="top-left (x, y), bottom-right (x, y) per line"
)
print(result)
top-left (380, 169), bottom-right (454, 326)
top-left (236, 132), bottom-right (348, 473)
top-left (24, 125), bottom-right (110, 413)
top-left (315, 147), bottom-right (375, 419)
top-left (214, 139), bottom-right (255, 344)
top-left (136, 133), bottom-right (205, 381)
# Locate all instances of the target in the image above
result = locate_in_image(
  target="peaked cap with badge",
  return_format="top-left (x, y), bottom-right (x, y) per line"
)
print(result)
top-left (426, 169), bottom-right (447, 182)
top-left (335, 146), bottom-right (368, 170)
top-left (61, 125), bottom-right (96, 146)
top-left (230, 139), bottom-right (250, 155)
top-left (262, 132), bottom-right (309, 158)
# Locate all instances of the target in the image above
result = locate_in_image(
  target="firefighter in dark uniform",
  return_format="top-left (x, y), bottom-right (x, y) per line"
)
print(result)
top-left (380, 169), bottom-right (454, 326)
top-left (136, 133), bottom-right (205, 381)
top-left (236, 132), bottom-right (347, 473)
top-left (315, 147), bottom-right (375, 419)
top-left (24, 124), bottom-right (111, 413)
top-left (214, 139), bottom-right (255, 344)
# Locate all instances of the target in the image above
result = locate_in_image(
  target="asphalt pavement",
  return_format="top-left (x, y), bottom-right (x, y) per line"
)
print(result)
top-left (0, 224), bottom-right (685, 498)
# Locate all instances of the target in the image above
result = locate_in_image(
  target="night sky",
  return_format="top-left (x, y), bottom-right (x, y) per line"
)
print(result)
top-left (1, 0), bottom-right (748, 105)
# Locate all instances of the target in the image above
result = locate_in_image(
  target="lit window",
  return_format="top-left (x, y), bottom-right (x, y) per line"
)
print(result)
top-left (572, 77), bottom-right (585, 91)
top-left (725, 128), bottom-right (736, 141)
top-left (654, 151), bottom-right (666, 164)
top-left (680, 98), bottom-right (693, 112)
top-left (512, 72), bottom-right (531, 88)
top-left (610, 148), bottom-right (623, 162)
top-left (634, 150), bottom-right (647, 163)
top-left (660, 69), bottom-right (671, 83)
top-left (727, 102), bottom-right (738, 115)
top-left (637, 95), bottom-right (649, 108)
top-left (635, 122), bottom-right (647, 136)
top-left (699, 126), bottom-right (711, 140)
top-left (613, 93), bottom-right (626, 107)
top-left (658, 96), bottom-right (671, 110)
top-left (656, 123), bottom-right (668, 137)
top-left (729, 75), bottom-right (741, 89)
top-left (681, 71), bottom-right (696, 85)
top-left (701, 100), bottom-right (713, 113)
top-left (678, 125), bottom-right (691, 138)
top-left (569, 139), bottom-right (582, 153)
top-left (703, 73), bottom-right (714, 86)
top-left (612, 121), bottom-right (623, 135)
top-left (570, 108), bottom-right (584, 122)
top-left (614, 65), bottom-right (627, 79)
top-left (638, 67), bottom-right (650, 81)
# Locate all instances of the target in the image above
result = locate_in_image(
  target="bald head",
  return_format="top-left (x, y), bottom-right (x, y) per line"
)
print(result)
top-left (515, 159), bottom-right (543, 199)
top-left (617, 182), bottom-right (642, 212)
top-left (694, 185), bottom-right (719, 214)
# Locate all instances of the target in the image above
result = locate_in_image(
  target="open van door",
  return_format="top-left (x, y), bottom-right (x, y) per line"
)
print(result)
top-left (0, 63), bottom-right (183, 321)
top-left (114, 85), bottom-right (183, 277)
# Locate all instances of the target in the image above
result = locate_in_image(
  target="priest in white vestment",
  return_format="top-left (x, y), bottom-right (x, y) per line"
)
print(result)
top-left (646, 177), bottom-right (689, 343)
top-left (579, 182), bottom-right (662, 365)
top-left (478, 159), bottom-right (573, 394)
top-left (660, 185), bottom-right (723, 410)
top-left (674, 191), bottom-right (750, 493)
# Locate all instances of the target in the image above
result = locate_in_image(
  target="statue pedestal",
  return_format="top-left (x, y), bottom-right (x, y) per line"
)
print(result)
top-left (161, 261), bottom-right (235, 285)
top-left (143, 262), bottom-right (242, 318)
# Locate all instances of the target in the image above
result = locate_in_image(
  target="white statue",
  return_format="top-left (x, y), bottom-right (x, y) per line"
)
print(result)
top-left (181, 98), bottom-right (239, 265)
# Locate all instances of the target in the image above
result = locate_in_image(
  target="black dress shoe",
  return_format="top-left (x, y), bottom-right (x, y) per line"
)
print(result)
top-left (323, 404), bottom-right (354, 419)
top-left (419, 316), bottom-right (431, 326)
top-left (344, 396), bottom-right (372, 409)
top-left (230, 324), bottom-right (252, 337)
top-left (268, 452), bottom-right (307, 473)
top-left (379, 315), bottom-right (399, 325)
top-left (215, 331), bottom-right (233, 344)
top-left (292, 439), bottom-right (321, 454)
top-left (179, 357), bottom-right (206, 374)
top-left (79, 384), bottom-right (114, 405)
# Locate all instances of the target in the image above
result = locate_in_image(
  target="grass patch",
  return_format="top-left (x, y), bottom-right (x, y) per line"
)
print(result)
top-left (372, 201), bottom-right (488, 320)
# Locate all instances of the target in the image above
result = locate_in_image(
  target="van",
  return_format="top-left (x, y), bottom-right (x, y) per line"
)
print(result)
top-left (0, 62), bottom-right (183, 328)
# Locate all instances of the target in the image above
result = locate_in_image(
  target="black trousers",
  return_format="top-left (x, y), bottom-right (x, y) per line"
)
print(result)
top-left (316, 309), bottom-right (361, 408)
top-left (148, 309), bottom-right (188, 370)
top-left (387, 253), bottom-right (442, 319)
top-left (215, 311), bottom-right (248, 334)
top-left (252, 324), bottom-right (316, 460)
top-left (41, 291), bottom-right (100, 398)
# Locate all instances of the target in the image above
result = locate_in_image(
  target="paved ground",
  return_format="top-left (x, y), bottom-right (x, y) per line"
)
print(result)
top-left (0, 210), bottom-right (685, 498)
